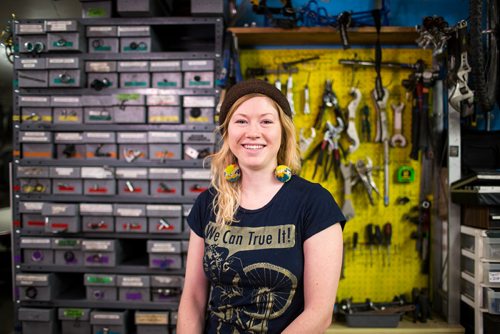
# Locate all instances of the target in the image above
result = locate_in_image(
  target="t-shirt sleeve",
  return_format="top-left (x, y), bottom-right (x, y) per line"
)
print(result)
top-left (303, 184), bottom-right (346, 240)
top-left (187, 189), bottom-right (212, 238)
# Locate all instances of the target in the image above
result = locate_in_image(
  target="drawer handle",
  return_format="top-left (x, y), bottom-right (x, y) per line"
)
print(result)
top-left (25, 286), bottom-right (38, 299)
top-left (58, 72), bottom-right (72, 84)
top-left (56, 38), bottom-right (67, 47)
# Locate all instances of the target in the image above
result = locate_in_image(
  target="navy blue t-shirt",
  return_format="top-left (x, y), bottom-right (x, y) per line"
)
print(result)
top-left (187, 175), bottom-right (346, 333)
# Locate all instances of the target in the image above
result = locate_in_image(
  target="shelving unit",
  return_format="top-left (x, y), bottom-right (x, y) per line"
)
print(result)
top-left (460, 225), bottom-right (500, 334)
top-left (11, 16), bottom-right (223, 333)
top-left (227, 26), bottom-right (419, 46)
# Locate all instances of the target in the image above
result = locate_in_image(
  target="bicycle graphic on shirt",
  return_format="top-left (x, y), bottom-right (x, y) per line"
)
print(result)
top-left (204, 244), bottom-right (298, 333)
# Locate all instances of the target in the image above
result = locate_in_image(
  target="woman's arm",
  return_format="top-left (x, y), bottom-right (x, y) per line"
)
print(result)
top-left (177, 231), bottom-right (209, 333)
top-left (282, 223), bottom-right (343, 334)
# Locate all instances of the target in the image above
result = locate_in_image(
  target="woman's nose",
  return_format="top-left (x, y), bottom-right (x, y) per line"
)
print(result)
top-left (245, 122), bottom-right (261, 138)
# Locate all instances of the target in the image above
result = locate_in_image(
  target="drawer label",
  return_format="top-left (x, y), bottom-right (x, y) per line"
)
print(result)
top-left (490, 272), bottom-right (500, 283)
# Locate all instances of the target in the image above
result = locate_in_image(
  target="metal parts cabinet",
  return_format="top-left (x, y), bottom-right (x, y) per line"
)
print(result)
top-left (11, 16), bottom-right (223, 333)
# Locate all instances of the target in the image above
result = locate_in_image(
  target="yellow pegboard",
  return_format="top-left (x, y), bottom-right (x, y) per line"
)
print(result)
top-left (239, 48), bottom-right (433, 303)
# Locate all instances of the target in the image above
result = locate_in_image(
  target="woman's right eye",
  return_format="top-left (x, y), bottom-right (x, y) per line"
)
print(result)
top-left (234, 119), bottom-right (247, 124)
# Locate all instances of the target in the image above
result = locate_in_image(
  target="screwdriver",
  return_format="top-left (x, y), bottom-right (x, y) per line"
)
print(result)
top-left (352, 232), bottom-right (358, 261)
top-left (374, 225), bottom-right (383, 254)
top-left (384, 222), bottom-right (393, 266)
top-left (366, 224), bottom-right (374, 267)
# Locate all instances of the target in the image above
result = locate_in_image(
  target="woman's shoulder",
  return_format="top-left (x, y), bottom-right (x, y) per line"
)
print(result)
top-left (289, 175), bottom-right (328, 193)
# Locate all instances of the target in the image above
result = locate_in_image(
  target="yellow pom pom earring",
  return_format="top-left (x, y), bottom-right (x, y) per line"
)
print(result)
top-left (275, 165), bottom-right (292, 183)
top-left (224, 163), bottom-right (241, 182)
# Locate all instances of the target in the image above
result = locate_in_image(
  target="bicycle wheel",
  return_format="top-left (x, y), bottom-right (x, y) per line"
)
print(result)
top-left (242, 262), bottom-right (297, 320)
top-left (469, 0), bottom-right (499, 112)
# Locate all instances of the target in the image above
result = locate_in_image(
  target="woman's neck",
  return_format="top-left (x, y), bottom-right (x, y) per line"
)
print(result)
top-left (239, 167), bottom-right (284, 210)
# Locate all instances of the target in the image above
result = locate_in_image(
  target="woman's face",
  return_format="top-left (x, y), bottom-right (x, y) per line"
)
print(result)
top-left (227, 96), bottom-right (282, 173)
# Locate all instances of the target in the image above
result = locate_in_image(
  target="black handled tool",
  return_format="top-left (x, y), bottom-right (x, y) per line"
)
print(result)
top-left (352, 232), bottom-right (358, 261)
top-left (366, 224), bottom-right (374, 267)
top-left (383, 222), bottom-right (392, 266)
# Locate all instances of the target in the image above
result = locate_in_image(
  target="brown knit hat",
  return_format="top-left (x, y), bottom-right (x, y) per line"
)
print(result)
top-left (219, 79), bottom-right (292, 126)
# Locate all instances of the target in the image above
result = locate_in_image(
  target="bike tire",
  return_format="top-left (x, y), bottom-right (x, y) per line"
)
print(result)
top-left (469, 0), bottom-right (499, 112)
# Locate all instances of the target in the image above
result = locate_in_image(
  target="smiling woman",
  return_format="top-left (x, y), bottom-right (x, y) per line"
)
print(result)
top-left (177, 79), bottom-right (346, 334)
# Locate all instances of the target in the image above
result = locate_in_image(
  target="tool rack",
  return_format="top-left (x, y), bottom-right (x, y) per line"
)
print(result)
top-left (11, 16), bottom-right (223, 333)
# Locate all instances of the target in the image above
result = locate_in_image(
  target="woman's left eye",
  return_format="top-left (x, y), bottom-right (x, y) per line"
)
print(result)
top-left (261, 120), bottom-right (273, 124)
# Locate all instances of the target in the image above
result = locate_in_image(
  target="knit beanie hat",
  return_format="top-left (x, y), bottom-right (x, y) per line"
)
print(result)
top-left (219, 79), bottom-right (292, 126)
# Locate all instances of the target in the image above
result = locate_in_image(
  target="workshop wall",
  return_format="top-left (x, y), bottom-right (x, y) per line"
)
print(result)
top-left (239, 47), bottom-right (433, 302)
top-left (233, 0), bottom-right (469, 28)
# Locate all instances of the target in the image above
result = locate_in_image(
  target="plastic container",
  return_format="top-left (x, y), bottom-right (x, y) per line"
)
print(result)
top-left (486, 288), bottom-right (500, 314)
top-left (483, 263), bottom-right (500, 287)
top-left (484, 238), bottom-right (500, 259)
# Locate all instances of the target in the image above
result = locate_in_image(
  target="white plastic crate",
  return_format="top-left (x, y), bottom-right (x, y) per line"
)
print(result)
top-left (486, 288), bottom-right (500, 314)
top-left (484, 238), bottom-right (500, 259)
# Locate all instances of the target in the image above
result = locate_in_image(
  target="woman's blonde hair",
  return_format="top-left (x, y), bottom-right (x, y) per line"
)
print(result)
top-left (209, 93), bottom-right (301, 227)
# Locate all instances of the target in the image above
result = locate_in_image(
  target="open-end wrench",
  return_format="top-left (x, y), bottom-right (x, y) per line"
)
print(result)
top-left (372, 88), bottom-right (390, 206)
top-left (390, 102), bottom-right (407, 147)
top-left (346, 87), bottom-right (361, 153)
top-left (372, 88), bottom-right (389, 143)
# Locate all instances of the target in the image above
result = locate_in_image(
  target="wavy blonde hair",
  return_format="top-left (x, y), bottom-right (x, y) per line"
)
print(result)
top-left (209, 93), bottom-right (301, 227)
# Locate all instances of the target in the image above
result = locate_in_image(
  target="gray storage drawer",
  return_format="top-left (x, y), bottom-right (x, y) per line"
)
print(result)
top-left (58, 308), bottom-right (91, 334)
top-left (19, 308), bottom-right (56, 334)
top-left (21, 107), bottom-right (52, 123)
top-left (16, 273), bottom-right (57, 301)
top-left (85, 273), bottom-right (117, 301)
top-left (20, 237), bottom-right (53, 265)
top-left (53, 238), bottom-right (83, 266)
top-left (53, 107), bottom-right (83, 124)
top-left (88, 37), bottom-right (119, 53)
top-left (17, 70), bottom-right (48, 88)
top-left (48, 69), bottom-right (83, 87)
top-left (47, 32), bottom-right (83, 52)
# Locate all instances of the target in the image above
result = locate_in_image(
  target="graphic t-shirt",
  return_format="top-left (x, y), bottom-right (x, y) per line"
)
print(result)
top-left (188, 176), bottom-right (346, 333)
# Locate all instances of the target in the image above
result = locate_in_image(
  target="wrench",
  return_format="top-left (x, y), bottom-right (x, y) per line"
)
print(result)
top-left (346, 87), bottom-right (361, 153)
top-left (372, 88), bottom-right (389, 142)
top-left (372, 88), bottom-right (390, 206)
top-left (390, 102), bottom-right (407, 147)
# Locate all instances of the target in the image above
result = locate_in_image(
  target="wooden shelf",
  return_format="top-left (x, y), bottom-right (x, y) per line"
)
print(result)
top-left (228, 26), bottom-right (419, 46)
top-left (326, 316), bottom-right (464, 333)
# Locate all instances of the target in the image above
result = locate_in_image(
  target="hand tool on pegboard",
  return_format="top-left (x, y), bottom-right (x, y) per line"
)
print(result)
top-left (390, 102), bottom-right (407, 148)
top-left (353, 158), bottom-right (380, 205)
top-left (299, 127), bottom-right (316, 160)
top-left (303, 71), bottom-right (311, 115)
top-left (360, 105), bottom-right (371, 142)
top-left (447, 20), bottom-right (474, 117)
top-left (401, 61), bottom-right (438, 160)
top-left (365, 223), bottom-right (375, 267)
top-left (383, 222), bottom-right (392, 266)
top-left (340, 162), bottom-right (355, 220)
top-left (352, 232), bottom-right (358, 261)
top-left (372, 87), bottom-right (390, 206)
top-left (346, 88), bottom-right (361, 153)
top-left (313, 80), bottom-right (343, 130)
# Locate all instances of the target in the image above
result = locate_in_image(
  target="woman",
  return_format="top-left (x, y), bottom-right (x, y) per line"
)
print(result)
top-left (177, 79), bottom-right (345, 333)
